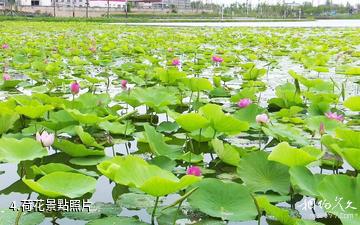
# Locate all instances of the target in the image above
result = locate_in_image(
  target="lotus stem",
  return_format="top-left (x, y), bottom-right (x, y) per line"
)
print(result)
top-left (14, 208), bottom-right (23, 225)
top-left (172, 201), bottom-right (183, 225)
top-left (106, 76), bottom-right (110, 93)
top-left (251, 194), bottom-right (261, 225)
top-left (198, 128), bottom-right (202, 150)
top-left (258, 128), bottom-right (262, 150)
top-left (151, 197), bottom-right (160, 225)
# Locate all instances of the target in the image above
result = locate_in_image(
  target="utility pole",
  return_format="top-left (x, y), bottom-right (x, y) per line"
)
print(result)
top-left (107, 0), bottom-right (110, 18)
top-left (53, 0), bottom-right (56, 17)
top-left (247, 0), bottom-right (249, 16)
top-left (72, 0), bottom-right (75, 17)
top-left (125, 0), bottom-right (128, 18)
top-left (86, 0), bottom-right (89, 18)
top-left (221, 4), bottom-right (224, 20)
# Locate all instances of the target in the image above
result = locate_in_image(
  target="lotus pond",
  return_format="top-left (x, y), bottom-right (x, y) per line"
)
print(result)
top-left (0, 22), bottom-right (360, 225)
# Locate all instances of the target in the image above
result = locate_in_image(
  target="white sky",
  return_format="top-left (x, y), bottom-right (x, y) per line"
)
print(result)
top-left (198, 0), bottom-right (360, 6)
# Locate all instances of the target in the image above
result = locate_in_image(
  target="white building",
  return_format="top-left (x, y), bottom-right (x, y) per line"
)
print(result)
top-left (17, 0), bottom-right (189, 8)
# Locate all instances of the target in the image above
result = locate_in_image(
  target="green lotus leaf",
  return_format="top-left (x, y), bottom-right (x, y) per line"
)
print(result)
top-left (0, 209), bottom-right (45, 225)
top-left (181, 77), bottom-right (213, 91)
top-left (211, 138), bottom-right (241, 166)
top-left (342, 148), bottom-right (360, 170)
top-left (230, 88), bottom-right (257, 103)
top-left (97, 155), bottom-right (200, 197)
top-left (23, 171), bottom-right (97, 198)
top-left (199, 104), bottom-right (249, 135)
top-left (0, 138), bottom-right (48, 163)
top-left (143, 123), bottom-right (183, 160)
top-left (53, 139), bottom-right (104, 157)
top-left (175, 113), bottom-right (210, 132)
top-left (0, 79), bottom-right (22, 90)
top-left (130, 86), bottom-right (178, 112)
top-left (335, 128), bottom-right (360, 148)
top-left (156, 121), bottom-right (179, 133)
top-left (188, 178), bottom-right (258, 221)
top-left (268, 142), bottom-right (322, 167)
top-left (289, 166), bottom-right (325, 197)
top-left (31, 163), bottom-right (98, 177)
top-left (15, 104), bottom-right (54, 119)
top-left (256, 196), bottom-right (321, 225)
top-left (66, 109), bottom-right (111, 124)
top-left (237, 151), bottom-right (290, 195)
top-left (117, 192), bottom-right (157, 209)
top-left (317, 175), bottom-right (360, 225)
top-left (156, 67), bottom-right (187, 84)
top-left (0, 108), bottom-right (19, 135)
top-left (69, 155), bottom-right (111, 166)
top-left (305, 116), bottom-right (345, 134)
top-left (262, 123), bottom-right (309, 146)
top-left (234, 104), bottom-right (265, 127)
top-left (63, 202), bottom-right (121, 221)
top-left (242, 66), bottom-right (266, 80)
top-left (98, 121), bottom-right (135, 135)
top-left (75, 126), bottom-right (104, 149)
top-left (87, 216), bottom-right (148, 225)
top-left (344, 96), bottom-right (360, 111)
top-left (75, 93), bottom-right (111, 114)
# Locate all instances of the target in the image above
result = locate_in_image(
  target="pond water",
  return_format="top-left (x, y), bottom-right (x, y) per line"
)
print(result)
top-left (116, 19), bottom-right (360, 28)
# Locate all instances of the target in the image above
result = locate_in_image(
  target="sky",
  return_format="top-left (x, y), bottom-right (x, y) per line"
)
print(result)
top-left (198, 0), bottom-right (360, 6)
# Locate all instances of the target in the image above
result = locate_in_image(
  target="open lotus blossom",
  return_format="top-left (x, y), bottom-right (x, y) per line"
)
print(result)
top-left (70, 81), bottom-right (80, 95)
top-left (187, 166), bottom-right (202, 177)
top-left (2, 44), bottom-right (9, 49)
top-left (3, 73), bottom-right (10, 81)
top-left (121, 80), bottom-right (128, 89)
top-left (325, 112), bottom-right (344, 122)
top-left (172, 58), bottom-right (181, 66)
top-left (237, 98), bottom-right (252, 108)
top-left (167, 47), bottom-right (173, 52)
top-left (256, 113), bottom-right (269, 124)
top-left (36, 131), bottom-right (55, 147)
top-left (212, 55), bottom-right (224, 63)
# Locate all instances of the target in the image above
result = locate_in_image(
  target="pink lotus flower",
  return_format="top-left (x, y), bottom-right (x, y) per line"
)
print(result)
top-left (167, 47), bottom-right (173, 52)
top-left (172, 58), bottom-right (181, 66)
top-left (319, 123), bottom-right (325, 136)
top-left (89, 46), bottom-right (96, 52)
top-left (212, 55), bottom-right (224, 63)
top-left (187, 166), bottom-right (202, 177)
top-left (325, 112), bottom-right (344, 122)
top-left (256, 114), bottom-right (269, 124)
top-left (70, 81), bottom-right (80, 95)
top-left (36, 131), bottom-right (55, 147)
top-left (2, 44), bottom-right (9, 49)
top-left (237, 98), bottom-right (252, 108)
top-left (3, 73), bottom-right (10, 81)
top-left (121, 80), bottom-right (128, 89)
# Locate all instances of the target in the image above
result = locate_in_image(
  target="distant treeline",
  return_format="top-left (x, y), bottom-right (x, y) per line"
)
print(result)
top-left (191, 1), bottom-right (360, 18)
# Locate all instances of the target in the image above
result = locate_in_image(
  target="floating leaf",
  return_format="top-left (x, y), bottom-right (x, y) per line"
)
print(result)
top-left (237, 151), bottom-right (290, 195)
top-left (0, 138), bottom-right (47, 163)
top-left (188, 178), bottom-right (258, 221)
top-left (23, 171), bottom-right (97, 198)
top-left (268, 142), bottom-right (322, 167)
top-left (97, 155), bottom-right (200, 197)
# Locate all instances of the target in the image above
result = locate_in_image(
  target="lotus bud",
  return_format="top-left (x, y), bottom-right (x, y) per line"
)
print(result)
top-left (36, 131), bottom-right (55, 147)
top-left (187, 166), bottom-right (202, 177)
